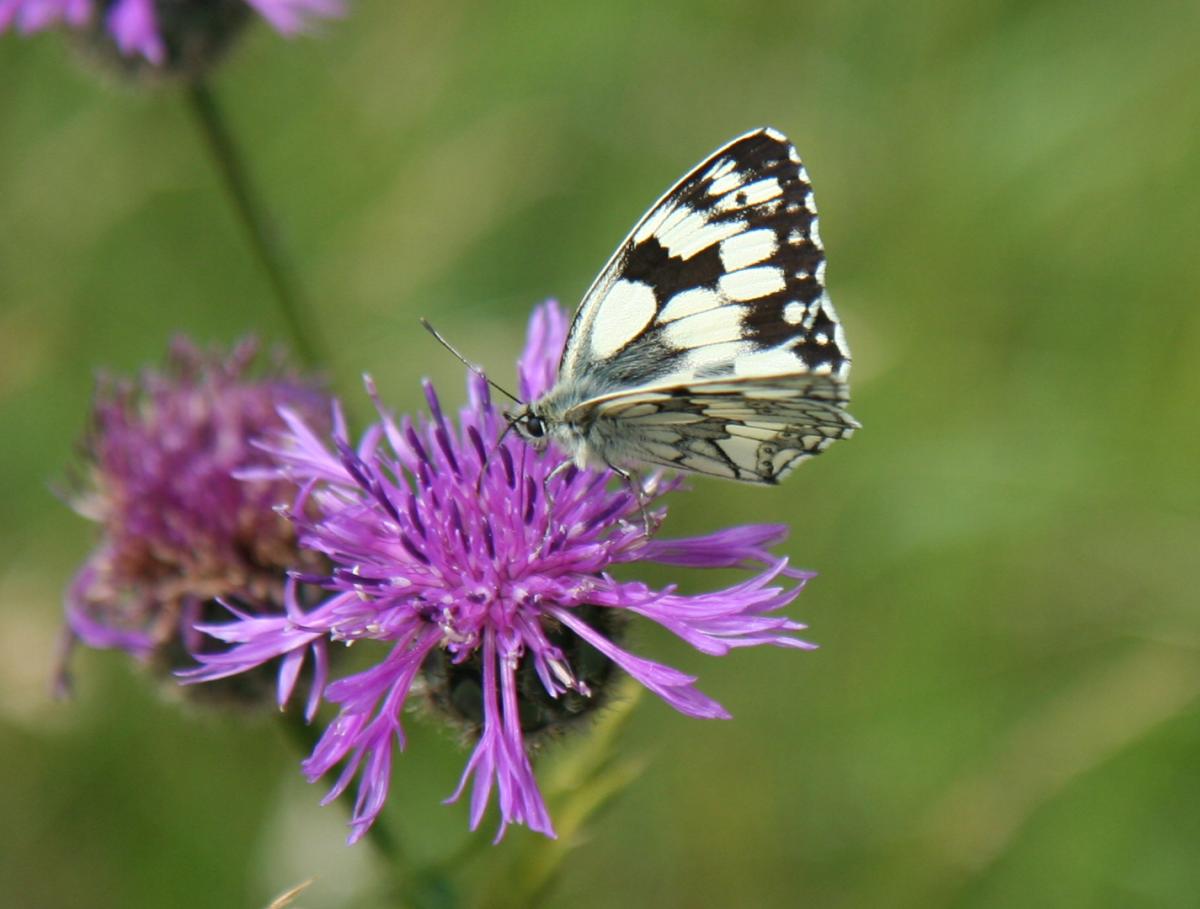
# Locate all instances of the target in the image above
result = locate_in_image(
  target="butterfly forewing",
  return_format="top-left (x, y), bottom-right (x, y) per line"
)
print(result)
top-left (558, 128), bottom-right (849, 396)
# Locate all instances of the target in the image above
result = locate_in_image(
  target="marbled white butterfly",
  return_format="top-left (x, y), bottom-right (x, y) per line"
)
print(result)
top-left (505, 127), bottom-right (859, 485)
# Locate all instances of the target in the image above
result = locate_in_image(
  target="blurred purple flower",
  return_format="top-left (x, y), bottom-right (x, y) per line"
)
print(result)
top-left (0, 0), bottom-right (343, 66)
top-left (182, 302), bottom-right (815, 843)
top-left (60, 337), bottom-right (329, 693)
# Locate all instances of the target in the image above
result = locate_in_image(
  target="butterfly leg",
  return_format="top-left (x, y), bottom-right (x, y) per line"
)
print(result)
top-left (536, 458), bottom-right (578, 545)
top-left (540, 458), bottom-right (650, 538)
top-left (603, 460), bottom-right (651, 537)
top-left (544, 459), bottom-right (576, 486)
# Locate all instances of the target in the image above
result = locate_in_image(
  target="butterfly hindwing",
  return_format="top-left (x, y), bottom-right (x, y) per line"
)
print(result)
top-left (578, 375), bottom-right (858, 484)
top-left (557, 128), bottom-right (848, 400)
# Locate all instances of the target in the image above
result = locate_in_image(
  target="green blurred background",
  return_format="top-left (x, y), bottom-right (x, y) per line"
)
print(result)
top-left (2, 1), bottom-right (1199, 907)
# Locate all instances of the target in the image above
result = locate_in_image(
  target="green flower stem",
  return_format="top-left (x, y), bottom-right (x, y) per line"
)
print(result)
top-left (185, 81), bottom-right (323, 368)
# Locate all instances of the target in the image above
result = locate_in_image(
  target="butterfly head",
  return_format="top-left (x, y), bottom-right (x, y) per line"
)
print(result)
top-left (507, 404), bottom-right (550, 450)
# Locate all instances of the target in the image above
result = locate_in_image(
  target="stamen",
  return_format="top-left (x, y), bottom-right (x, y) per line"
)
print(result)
top-left (498, 445), bottom-right (516, 488)
top-left (422, 380), bottom-right (446, 427)
top-left (523, 475), bottom-right (538, 524)
top-left (405, 493), bottom-right (426, 540)
top-left (466, 425), bottom-right (488, 467)
top-left (400, 534), bottom-right (430, 565)
top-left (435, 423), bottom-right (461, 476)
top-left (482, 519), bottom-right (496, 560)
top-left (448, 500), bottom-right (468, 544)
top-left (404, 425), bottom-right (429, 465)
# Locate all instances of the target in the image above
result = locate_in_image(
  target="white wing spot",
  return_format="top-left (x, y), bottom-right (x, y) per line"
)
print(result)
top-left (716, 437), bottom-right (762, 472)
top-left (719, 228), bottom-right (778, 271)
top-left (659, 207), bottom-right (747, 260)
top-left (642, 440), bottom-right (685, 463)
top-left (703, 157), bottom-right (738, 182)
top-left (708, 170), bottom-right (744, 196)
top-left (681, 340), bottom-right (755, 376)
top-left (715, 177), bottom-right (782, 213)
top-left (681, 453), bottom-right (736, 477)
top-left (733, 346), bottom-right (803, 378)
top-left (783, 301), bottom-right (806, 324)
top-left (719, 266), bottom-right (786, 301)
top-left (589, 280), bottom-right (657, 358)
top-left (726, 423), bottom-right (779, 442)
top-left (644, 203), bottom-right (690, 243)
top-left (773, 449), bottom-right (806, 476)
top-left (743, 177), bottom-right (783, 204)
top-left (632, 201), bottom-right (676, 246)
top-left (660, 286), bottom-right (722, 322)
top-left (662, 304), bottom-right (749, 349)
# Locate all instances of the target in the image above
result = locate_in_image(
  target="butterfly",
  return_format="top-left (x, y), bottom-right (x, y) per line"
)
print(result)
top-left (503, 127), bottom-right (858, 487)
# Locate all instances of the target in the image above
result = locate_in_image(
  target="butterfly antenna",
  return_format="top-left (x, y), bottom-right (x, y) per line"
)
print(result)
top-left (420, 318), bottom-right (523, 405)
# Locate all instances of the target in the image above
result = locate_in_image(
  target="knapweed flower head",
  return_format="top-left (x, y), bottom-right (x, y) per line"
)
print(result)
top-left (1, 0), bottom-right (343, 75)
top-left (61, 336), bottom-right (329, 695)
top-left (183, 302), bottom-right (816, 842)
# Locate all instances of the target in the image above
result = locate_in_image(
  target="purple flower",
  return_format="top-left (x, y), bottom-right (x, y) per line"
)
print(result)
top-left (60, 337), bottom-right (329, 694)
top-left (183, 302), bottom-right (815, 842)
top-left (0, 0), bottom-right (343, 68)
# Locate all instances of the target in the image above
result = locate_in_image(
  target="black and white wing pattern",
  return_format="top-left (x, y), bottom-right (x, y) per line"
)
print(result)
top-left (579, 378), bottom-right (853, 483)
top-left (534, 127), bottom-right (858, 484)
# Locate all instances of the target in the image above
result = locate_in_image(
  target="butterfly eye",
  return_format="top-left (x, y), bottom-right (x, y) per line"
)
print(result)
top-left (525, 416), bottom-right (546, 439)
